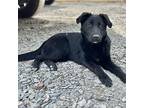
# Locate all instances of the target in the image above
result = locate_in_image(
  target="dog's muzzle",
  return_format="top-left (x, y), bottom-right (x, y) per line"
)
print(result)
top-left (92, 34), bottom-right (101, 43)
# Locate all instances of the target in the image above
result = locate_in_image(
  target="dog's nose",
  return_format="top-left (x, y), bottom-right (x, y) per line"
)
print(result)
top-left (92, 34), bottom-right (101, 42)
top-left (93, 34), bottom-right (100, 40)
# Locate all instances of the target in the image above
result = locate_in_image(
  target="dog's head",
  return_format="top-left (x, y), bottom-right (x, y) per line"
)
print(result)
top-left (76, 12), bottom-right (112, 43)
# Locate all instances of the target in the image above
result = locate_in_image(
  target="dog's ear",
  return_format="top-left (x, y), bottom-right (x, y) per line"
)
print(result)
top-left (99, 14), bottom-right (112, 28)
top-left (76, 12), bottom-right (92, 24)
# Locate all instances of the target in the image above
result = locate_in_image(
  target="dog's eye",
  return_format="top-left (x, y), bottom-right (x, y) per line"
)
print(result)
top-left (87, 22), bottom-right (93, 27)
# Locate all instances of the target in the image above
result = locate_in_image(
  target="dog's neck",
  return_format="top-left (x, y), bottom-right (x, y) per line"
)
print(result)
top-left (81, 33), bottom-right (109, 58)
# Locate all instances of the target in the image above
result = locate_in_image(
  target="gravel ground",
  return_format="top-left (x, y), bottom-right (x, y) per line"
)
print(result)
top-left (18, 2), bottom-right (126, 108)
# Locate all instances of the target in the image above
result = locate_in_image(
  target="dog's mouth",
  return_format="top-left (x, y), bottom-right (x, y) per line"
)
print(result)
top-left (92, 41), bottom-right (100, 44)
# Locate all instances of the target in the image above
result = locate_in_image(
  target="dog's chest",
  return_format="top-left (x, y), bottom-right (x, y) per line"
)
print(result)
top-left (84, 44), bottom-right (108, 63)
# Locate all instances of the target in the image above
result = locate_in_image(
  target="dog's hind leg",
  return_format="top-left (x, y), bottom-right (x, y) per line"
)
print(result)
top-left (44, 60), bottom-right (57, 71)
top-left (32, 55), bottom-right (44, 71)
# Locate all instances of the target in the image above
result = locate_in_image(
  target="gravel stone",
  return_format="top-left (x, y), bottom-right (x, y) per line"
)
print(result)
top-left (33, 81), bottom-right (44, 90)
top-left (33, 78), bottom-right (40, 83)
top-left (84, 100), bottom-right (94, 108)
top-left (18, 104), bottom-right (26, 108)
top-left (122, 96), bottom-right (126, 102)
top-left (115, 106), bottom-right (122, 108)
top-left (29, 93), bottom-right (35, 100)
top-left (31, 103), bottom-right (41, 108)
top-left (98, 104), bottom-right (107, 108)
top-left (77, 98), bottom-right (87, 107)
top-left (78, 89), bottom-right (84, 94)
top-left (45, 103), bottom-right (57, 108)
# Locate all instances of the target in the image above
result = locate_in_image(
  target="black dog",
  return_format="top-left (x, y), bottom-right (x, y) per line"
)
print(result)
top-left (19, 12), bottom-right (126, 87)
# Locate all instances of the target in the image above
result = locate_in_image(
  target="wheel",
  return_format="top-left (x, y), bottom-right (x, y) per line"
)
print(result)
top-left (18, 0), bottom-right (45, 18)
top-left (45, 0), bottom-right (55, 5)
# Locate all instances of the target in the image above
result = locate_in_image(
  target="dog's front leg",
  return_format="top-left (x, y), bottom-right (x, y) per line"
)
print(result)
top-left (82, 61), bottom-right (113, 87)
top-left (102, 61), bottom-right (126, 83)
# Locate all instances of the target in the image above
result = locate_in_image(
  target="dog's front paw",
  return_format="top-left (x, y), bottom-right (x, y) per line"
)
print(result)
top-left (120, 72), bottom-right (126, 84)
top-left (99, 75), bottom-right (113, 87)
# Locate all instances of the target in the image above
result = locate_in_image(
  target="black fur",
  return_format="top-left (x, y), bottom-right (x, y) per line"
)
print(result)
top-left (18, 12), bottom-right (126, 87)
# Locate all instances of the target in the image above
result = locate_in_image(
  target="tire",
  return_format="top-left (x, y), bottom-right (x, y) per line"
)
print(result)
top-left (45, 0), bottom-right (55, 5)
top-left (18, 0), bottom-right (45, 18)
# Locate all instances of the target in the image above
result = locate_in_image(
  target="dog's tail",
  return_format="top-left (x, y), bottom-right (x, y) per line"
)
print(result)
top-left (18, 49), bottom-right (41, 61)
